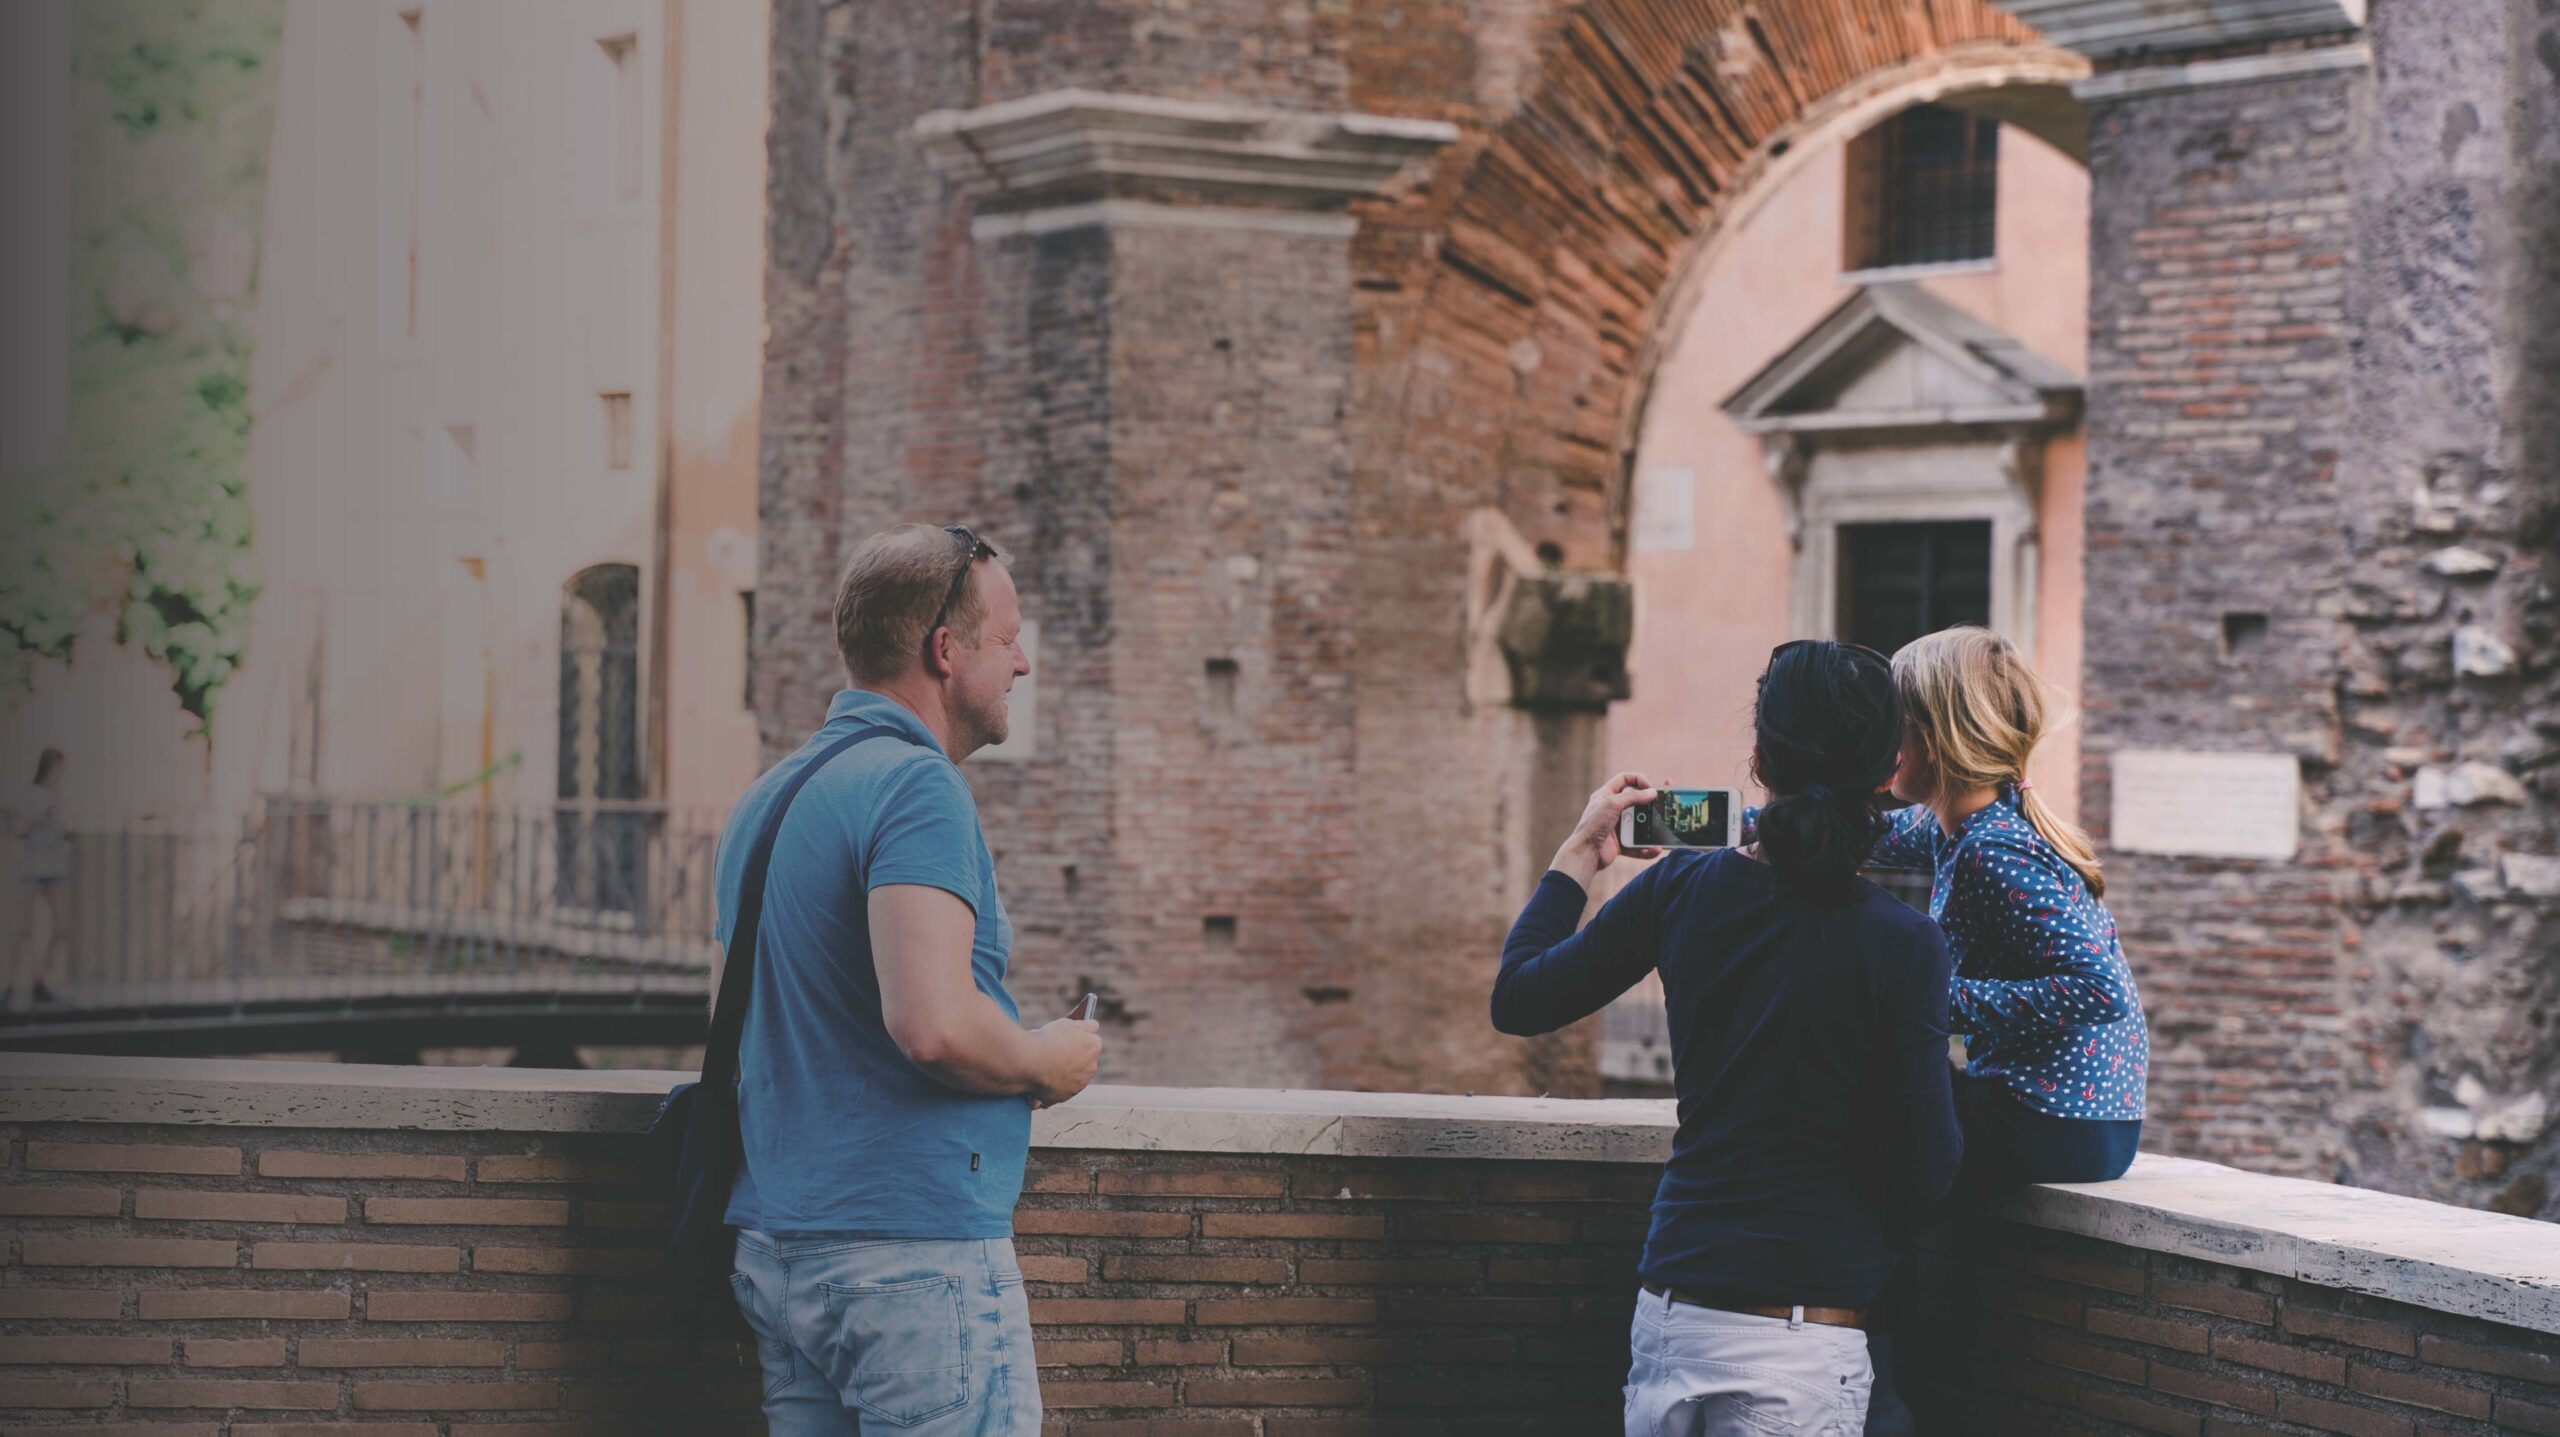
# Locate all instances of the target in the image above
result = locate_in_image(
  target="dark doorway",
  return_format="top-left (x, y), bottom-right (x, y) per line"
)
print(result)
top-left (1837, 520), bottom-right (1993, 658)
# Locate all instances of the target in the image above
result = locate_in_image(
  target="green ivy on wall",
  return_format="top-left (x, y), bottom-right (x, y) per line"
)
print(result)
top-left (1, 0), bottom-right (283, 733)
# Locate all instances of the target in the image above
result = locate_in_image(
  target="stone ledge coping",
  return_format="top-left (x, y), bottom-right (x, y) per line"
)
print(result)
top-left (1983, 1155), bottom-right (2560, 1336)
top-left (4, 1053), bottom-right (2555, 1334)
top-left (0, 1054), bottom-right (1674, 1162)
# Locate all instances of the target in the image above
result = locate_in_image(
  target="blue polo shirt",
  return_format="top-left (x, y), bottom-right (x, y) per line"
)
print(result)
top-left (720, 689), bottom-right (1027, 1238)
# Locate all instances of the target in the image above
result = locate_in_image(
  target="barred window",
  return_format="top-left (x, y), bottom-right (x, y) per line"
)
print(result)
top-left (1836, 520), bottom-right (1992, 660)
top-left (1845, 104), bottom-right (1999, 271)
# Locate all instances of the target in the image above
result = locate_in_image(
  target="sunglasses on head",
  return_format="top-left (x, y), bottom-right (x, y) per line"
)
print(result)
top-left (930, 525), bottom-right (1000, 638)
top-left (1771, 638), bottom-right (1889, 666)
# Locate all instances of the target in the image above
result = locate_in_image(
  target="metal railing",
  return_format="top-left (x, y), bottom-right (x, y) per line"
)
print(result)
top-left (3, 795), bottom-right (723, 1020)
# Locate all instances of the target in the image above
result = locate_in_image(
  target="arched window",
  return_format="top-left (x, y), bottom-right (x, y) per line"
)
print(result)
top-left (558, 565), bottom-right (642, 806)
top-left (556, 565), bottom-right (645, 914)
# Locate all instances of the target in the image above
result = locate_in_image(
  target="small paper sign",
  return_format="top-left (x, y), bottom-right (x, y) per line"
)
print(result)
top-left (1630, 466), bottom-right (1696, 555)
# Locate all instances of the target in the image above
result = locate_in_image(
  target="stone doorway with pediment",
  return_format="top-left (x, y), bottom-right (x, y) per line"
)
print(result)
top-left (1724, 281), bottom-right (2082, 661)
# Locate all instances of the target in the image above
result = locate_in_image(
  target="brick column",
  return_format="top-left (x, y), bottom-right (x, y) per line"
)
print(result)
top-left (916, 93), bottom-right (1456, 1089)
top-left (2001, 2), bottom-right (2372, 1178)
top-left (2010, 0), bottom-right (2560, 1211)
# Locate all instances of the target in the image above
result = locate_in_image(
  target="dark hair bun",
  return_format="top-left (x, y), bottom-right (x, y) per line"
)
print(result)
top-left (1753, 643), bottom-right (1903, 903)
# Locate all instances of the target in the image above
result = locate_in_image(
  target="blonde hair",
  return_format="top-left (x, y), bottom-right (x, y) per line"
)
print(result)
top-left (833, 525), bottom-right (990, 685)
top-left (1892, 626), bottom-right (2104, 898)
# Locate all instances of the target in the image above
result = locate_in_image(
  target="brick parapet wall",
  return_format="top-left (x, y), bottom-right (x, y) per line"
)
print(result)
top-left (3, 1062), bottom-right (2557, 1435)
top-left (1920, 1220), bottom-right (2560, 1437)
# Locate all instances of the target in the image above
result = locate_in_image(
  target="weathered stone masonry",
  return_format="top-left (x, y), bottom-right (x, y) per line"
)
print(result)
top-left (2326, 0), bottom-right (2560, 1213)
top-left (2067, 0), bottom-right (2560, 1209)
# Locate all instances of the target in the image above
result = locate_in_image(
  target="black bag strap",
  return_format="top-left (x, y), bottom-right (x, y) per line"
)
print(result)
top-left (700, 726), bottom-right (915, 1091)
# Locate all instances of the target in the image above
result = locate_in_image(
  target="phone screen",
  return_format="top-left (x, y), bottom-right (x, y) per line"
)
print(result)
top-left (1626, 789), bottom-right (1736, 849)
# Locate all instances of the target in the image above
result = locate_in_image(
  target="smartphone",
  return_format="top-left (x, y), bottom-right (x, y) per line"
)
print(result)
top-left (1068, 993), bottom-right (1098, 1022)
top-left (1617, 788), bottom-right (1739, 850)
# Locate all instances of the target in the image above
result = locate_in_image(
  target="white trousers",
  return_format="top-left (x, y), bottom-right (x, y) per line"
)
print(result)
top-left (1624, 1286), bottom-right (1874, 1437)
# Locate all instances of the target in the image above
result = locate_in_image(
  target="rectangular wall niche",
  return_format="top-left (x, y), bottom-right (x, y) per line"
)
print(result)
top-left (599, 34), bottom-right (642, 201)
top-left (2222, 611), bottom-right (2269, 657)
top-left (1205, 658), bottom-right (1240, 737)
top-left (600, 392), bottom-right (634, 470)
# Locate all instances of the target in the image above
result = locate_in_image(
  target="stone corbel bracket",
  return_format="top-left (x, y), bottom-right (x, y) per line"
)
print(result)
top-left (915, 88), bottom-right (1460, 241)
top-left (1462, 510), bottom-right (1633, 714)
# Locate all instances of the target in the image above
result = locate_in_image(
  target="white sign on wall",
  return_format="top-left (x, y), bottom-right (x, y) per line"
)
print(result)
top-left (2109, 748), bottom-right (2300, 860)
top-left (975, 620), bottom-right (1040, 764)
top-left (1629, 465), bottom-right (1697, 555)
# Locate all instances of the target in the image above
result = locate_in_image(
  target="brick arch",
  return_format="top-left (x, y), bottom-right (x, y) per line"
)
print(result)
top-left (1359, 0), bottom-right (2087, 571)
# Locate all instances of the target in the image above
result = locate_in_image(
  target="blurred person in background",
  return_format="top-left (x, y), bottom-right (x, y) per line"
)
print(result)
top-left (5, 747), bottom-right (71, 1012)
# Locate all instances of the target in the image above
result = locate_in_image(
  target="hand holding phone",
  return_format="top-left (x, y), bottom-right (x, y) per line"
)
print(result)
top-left (1032, 994), bottom-right (1103, 1109)
top-left (1616, 788), bottom-right (1739, 850)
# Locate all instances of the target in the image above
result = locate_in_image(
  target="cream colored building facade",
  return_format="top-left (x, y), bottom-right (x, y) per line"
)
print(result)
top-left (212, 0), bottom-right (769, 823)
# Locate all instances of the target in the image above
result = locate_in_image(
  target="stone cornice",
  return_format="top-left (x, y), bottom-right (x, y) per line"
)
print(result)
top-left (1998, 0), bottom-right (2364, 60)
top-left (914, 88), bottom-right (1458, 235)
top-left (2071, 40), bottom-right (2370, 101)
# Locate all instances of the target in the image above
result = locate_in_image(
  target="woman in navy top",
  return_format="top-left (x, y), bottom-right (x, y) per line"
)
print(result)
top-left (1495, 641), bottom-right (1960, 1437)
top-left (1880, 627), bottom-right (2146, 1189)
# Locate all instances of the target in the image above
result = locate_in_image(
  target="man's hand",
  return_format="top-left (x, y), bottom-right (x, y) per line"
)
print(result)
top-left (876, 884), bottom-right (1097, 1099)
top-left (1026, 1016), bottom-right (1102, 1108)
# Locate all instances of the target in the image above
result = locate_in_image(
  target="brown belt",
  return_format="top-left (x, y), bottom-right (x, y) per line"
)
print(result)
top-left (1642, 1282), bottom-right (1869, 1330)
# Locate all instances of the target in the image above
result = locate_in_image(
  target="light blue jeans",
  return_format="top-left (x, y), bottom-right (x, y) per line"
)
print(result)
top-left (729, 1232), bottom-right (1040, 1436)
top-left (1625, 1287), bottom-right (1873, 1437)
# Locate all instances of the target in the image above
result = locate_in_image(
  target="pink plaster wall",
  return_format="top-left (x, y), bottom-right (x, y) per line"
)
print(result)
top-left (1608, 119), bottom-right (2090, 840)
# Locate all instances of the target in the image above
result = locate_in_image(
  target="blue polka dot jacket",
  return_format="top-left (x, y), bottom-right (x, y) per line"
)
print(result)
top-left (1869, 789), bottom-right (2148, 1121)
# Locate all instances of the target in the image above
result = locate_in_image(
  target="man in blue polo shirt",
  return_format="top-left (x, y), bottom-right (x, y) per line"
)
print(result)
top-left (721, 523), bottom-right (1101, 1436)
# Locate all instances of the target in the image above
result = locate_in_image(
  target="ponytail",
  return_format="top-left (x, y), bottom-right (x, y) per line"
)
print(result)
top-left (2018, 786), bottom-right (2105, 899)
top-left (1755, 784), bottom-right (1884, 903)
top-left (1753, 643), bottom-right (1903, 903)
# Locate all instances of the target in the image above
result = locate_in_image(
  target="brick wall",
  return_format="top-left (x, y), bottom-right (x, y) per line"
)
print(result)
top-left (1913, 1220), bottom-right (2560, 1437)
top-left (2075, 60), bottom-right (2361, 1180)
top-left (750, 0), bottom-right (2064, 1100)
top-left (2076, 0), bottom-right (2560, 1211)
top-left (7, 1112), bottom-right (2559, 1434)
top-left (0, 1123), bottom-right (1648, 1433)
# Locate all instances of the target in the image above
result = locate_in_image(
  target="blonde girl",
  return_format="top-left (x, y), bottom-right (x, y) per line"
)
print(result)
top-left (1875, 626), bottom-right (2146, 1188)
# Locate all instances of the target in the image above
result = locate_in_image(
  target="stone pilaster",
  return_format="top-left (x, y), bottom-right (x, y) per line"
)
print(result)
top-left (914, 90), bottom-right (1455, 1089)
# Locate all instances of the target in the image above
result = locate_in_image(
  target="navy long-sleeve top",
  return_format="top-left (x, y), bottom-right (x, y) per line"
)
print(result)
top-left (1494, 851), bottom-right (1962, 1307)
top-left (1864, 794), bottom-right (2148, 1121)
